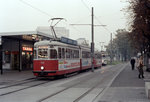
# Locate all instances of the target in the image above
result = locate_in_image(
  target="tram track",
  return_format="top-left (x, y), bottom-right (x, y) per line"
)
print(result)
top-left (73, 64), bottom-right (126, 102)
top-left (37, 65), bottom-right (119, 102)
top-left (0, 71), bottom-right (92, 97)
top-left (0, 67), bottom-right (100, 98)
top-left (37, 64), bottom-right (124, 102)
top-left (37, 70), bottom-right (101, 102)
top-left (73, 68), bottom-right (117, 102)
top-left (0, 78), bottom-right (36, 89)
top-left (0, 79), bottom-right (50, 97)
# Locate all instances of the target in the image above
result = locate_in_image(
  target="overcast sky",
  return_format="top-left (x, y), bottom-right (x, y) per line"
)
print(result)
top-left (0, 0), bottom-right (129, 50)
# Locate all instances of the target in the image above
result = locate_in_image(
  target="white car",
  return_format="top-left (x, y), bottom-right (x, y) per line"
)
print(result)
top-left (102, 59), bottom-right (107, 66)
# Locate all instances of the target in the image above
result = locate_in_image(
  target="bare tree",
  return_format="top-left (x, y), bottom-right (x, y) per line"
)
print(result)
top-left (127, 0), bottom-right (150, 53)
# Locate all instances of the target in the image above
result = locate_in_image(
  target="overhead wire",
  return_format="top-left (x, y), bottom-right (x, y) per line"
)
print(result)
top-left (80, 0), bottom-right (111, 34)
top-left (20, 0), bottom-right (53, 17)
top-left (19, 0), bottom-right (92, 38)
top-left (94, 16), bottom-right (111, 33)
top-left (81, 0), bottom-right (91, 11)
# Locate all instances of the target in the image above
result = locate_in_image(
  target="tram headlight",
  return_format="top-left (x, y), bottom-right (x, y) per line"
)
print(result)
top-left (41, 66), bottom-right (44, 70)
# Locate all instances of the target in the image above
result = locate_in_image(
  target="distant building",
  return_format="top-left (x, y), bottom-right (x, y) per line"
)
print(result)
top-left (76, 38), bottom-right (89, 46)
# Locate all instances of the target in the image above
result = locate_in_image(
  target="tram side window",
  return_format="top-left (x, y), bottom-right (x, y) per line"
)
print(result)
top-left (50, 49), bottom-right (57, 59)
top-left (62, 48), bottom-right (65, 58)
top-left (82, 51), bottom-right (86, 58)
top-left (66, 49), bottom-right (79, 59)
top-left (70, 49), bottom-right (73, 58)
top-left (87, 52), bottom-right (90, 58)
top-left (38, 49), bottom-right (48, 58)
top-left (58, 48), bottom-right (61, 59)
top-left (72, 50), bottom-right (75, 58)
top-left (66, 49), bottom-right (70, 59)
top-left (74, 50), bottom-right (79, 58)
top-left (77, 50), bottom-right (79, 58)
top-left (82, 51), bottom-right (90, 58)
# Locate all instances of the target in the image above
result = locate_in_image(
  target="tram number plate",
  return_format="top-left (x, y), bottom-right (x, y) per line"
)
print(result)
top-left (38, 72), bottom-right (48, 76)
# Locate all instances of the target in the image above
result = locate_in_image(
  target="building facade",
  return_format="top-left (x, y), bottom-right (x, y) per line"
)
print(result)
top-left (0, 31), bottom-right (52, 73)
top-left (0, 27), bottom-right (70, 74)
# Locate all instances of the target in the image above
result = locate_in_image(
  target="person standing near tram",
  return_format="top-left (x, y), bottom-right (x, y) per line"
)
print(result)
top-left (136, 56), bottom-right (144, 79)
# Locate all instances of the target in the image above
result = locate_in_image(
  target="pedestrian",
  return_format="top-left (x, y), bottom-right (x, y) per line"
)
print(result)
top-left (130, 57), bottom-right (135, 70)
top-left (136, 56), bottom-right (144, 79)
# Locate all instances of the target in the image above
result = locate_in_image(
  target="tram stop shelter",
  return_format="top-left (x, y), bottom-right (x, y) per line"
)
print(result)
top-left (0, 31), bottom-right (53, 74)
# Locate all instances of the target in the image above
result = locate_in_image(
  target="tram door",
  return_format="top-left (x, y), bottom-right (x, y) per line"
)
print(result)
top-left (11, 51), bottom-right (19, 70)
top-left (22, 51), bottom-right (33, 70)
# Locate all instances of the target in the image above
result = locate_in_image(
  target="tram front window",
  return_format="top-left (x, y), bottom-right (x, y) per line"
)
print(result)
top-left (38, 49), bottom-right (48, 59)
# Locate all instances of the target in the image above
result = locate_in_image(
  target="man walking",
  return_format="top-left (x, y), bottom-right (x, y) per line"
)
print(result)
top-left (130, 57), bottom-right (135, 70)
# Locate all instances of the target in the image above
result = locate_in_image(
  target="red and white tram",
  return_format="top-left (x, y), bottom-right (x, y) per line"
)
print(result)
top-left (33, 38), bottom-right (102, 77)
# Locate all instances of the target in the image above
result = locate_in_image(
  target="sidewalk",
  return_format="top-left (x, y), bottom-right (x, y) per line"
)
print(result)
top-left (0, 70), bottom-right (35, 84)
top-left (97, 63), bottom-right (150, 102)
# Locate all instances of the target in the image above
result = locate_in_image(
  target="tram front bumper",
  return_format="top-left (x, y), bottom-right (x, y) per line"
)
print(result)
top-left (33, 71), bottom-right (57, 76)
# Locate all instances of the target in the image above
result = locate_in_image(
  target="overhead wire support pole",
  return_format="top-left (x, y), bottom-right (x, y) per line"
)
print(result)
top-left (110, 33), bottom-right (113, 64)
top-left (70, 7), bottom-right (106, 72)
top-left (91, 7), bottom-right (94, 72)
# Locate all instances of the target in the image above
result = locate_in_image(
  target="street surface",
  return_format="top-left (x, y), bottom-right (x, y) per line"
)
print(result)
top-left (0, 63), bottom-right (149, 102)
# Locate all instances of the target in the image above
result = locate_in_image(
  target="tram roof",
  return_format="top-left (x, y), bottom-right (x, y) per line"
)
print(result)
top-left (34, 40), bottom-right (80, 48)
top-left (34, 40), bottom-right (91, 50)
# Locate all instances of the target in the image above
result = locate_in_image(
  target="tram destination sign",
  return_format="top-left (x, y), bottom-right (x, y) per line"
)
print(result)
top-left (61, 37), bottom-right (77, 46)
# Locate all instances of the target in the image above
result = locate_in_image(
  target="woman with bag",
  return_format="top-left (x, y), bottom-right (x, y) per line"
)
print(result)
top-left (137, 56), bottom-right (144, 79)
